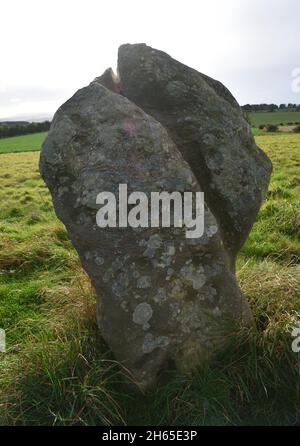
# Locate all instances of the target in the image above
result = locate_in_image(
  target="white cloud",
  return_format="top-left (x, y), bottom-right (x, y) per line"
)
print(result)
top-left (1, 0), bottom-right (300, 119)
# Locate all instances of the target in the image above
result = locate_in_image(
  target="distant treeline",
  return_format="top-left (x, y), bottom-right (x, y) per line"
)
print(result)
top-left (0, 121), bottom-right (51, 138)
top-left (242, 103), bottom-right (300, 112)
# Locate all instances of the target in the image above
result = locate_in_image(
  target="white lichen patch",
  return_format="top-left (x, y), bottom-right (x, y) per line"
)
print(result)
top-left (142, 333), bottom-right (170, 354)
top-left (137, 276), bottom-right (151, 289)
top-left (103, 270), bottom-right (112, 283)
top-left (159, 253), bottom-right (173, 268)
top-left (121, 301), bottom-right (129, 312)
top-left (169, 280), bottom-right (186, 300)
top-left (95, 255), bottom-right (104, 266)
top-left (57, 186), bottom-right (69, 197)
top-left (111, 256), bottom-right (128, 271)
top-left (140, 234), bottom-right (162, 249)
top-left (165, 244), bottom-right (176, 256)
top-left (167, 268), bottom-right (175, 277)
top-left (206, 225), bottom-right (218, 238)
top-left (153, 287), bottom-right (167, 304)
top-left (180, 263), bottom-right (206, 290)
top-left (141, 234), bottom-right (163, 258)
top-left (212, 306), bottom-right (222, 317)
top-left (133, 302), bottom-right (153, 330)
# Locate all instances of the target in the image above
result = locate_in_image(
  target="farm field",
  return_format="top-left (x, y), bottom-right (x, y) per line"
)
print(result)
top-left (249, 111), bottom-right (300, 127)
top-left (0, 132), bottom-right (48, 154)
top-left (0, 134), bottom-right (300, 425)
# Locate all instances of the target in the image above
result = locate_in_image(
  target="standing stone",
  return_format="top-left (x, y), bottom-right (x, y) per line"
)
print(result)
top-left (40, 78), bottom-right (252, 389)
top-left (117, 44), bottom-right (272, 265)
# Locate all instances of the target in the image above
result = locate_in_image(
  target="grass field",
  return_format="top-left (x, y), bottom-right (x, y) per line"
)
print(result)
top-left (0, 134), bottom-right (300, 425)
top-left (0, 132), bottom-right (48, 154)
top-left (249, 111), bottom-right (300, 127)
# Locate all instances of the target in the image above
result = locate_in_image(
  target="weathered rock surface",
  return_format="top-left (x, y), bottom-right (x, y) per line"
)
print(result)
top-left (117, 44), bottom-right (272, 264)
top-left (40, 78), bottom-right (253, 389)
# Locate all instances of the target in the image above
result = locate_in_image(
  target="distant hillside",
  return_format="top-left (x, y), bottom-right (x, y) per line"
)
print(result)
top-left (0, 121), bottom-right (30, 126)
top-left (242, 103), bottom-right (300, 113)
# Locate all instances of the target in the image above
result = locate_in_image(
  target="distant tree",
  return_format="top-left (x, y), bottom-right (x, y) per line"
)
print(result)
top-left (0, 121), bottom-right (51, 138)
top-left (269, 104), bottom-right (278, 112)
top-left (242, 103), bottom-right (300, 113)
top-left (243, 104), bottom-right (252, 112)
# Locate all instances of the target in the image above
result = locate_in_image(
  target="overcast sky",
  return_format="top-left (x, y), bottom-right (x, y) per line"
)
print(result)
top-left (1, 0), bottom-right (300, 120)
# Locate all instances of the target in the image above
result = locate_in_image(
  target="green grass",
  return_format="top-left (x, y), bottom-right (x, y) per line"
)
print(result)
top-left (0, 132), bottom-right (48, 154)
top-left (0, 135), bottom-right (300, 426)
top-left (249, 111), bottom-right (300, 127)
